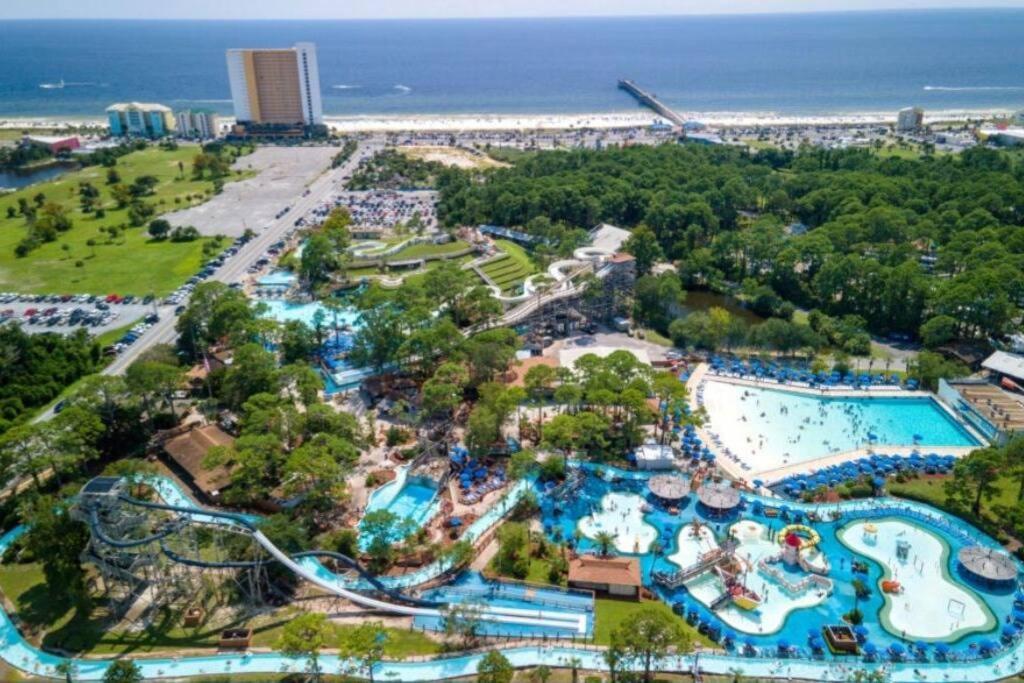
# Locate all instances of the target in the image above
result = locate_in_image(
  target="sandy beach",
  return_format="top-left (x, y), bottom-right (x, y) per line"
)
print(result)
top-left (1, 107), bottom-right (1014, 136)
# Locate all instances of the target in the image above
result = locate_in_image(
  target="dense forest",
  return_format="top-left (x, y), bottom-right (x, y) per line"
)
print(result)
top-left (0, 324), bottom-right (101, 433)
top-left (438, 144), bottom-right (1024, 343)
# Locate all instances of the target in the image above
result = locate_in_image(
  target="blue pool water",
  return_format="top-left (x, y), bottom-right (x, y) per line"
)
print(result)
top-left (361, 468), bottom-right (440, 547)
top-left (702, 381), bottom-right (981, 472)
top-left (259, 299), bottom-right (361, 329)
top-left (256, 270), bottom-right (297, 288)
top-left (415, 572), bottom-right (595, 638)
top-left (541, 463), bottom-right (1018, 658)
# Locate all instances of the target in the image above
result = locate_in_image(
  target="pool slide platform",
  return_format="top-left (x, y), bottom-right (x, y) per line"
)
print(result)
top-left (91, 491), bottom-right (588, 636)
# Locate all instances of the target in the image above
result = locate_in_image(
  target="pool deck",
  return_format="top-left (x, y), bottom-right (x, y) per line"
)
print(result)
top-left (685, 365), bottom-right (979, 486)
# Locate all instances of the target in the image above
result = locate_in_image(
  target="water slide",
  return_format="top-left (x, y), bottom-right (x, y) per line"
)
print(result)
top-left (99, 494), bottom-right (587, 634)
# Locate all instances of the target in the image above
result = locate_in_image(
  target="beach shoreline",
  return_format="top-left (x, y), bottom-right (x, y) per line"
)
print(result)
top-left (0, 108), bottom-right (1014, 135)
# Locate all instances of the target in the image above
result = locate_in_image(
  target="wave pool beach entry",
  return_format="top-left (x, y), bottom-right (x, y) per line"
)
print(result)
top-left (701, 380), bottom-right (980, 474)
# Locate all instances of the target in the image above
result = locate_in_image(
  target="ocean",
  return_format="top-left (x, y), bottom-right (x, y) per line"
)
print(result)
top-left (1, 10), bottom-right (1023, 120)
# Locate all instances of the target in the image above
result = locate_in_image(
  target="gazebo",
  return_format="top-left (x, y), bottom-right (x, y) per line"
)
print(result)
top-left (958, 546), bottom-right (1019, 587)
top-left (648, 474), bottom-right (691, 502)
top-left (697, 480), bottom-right (741, 516)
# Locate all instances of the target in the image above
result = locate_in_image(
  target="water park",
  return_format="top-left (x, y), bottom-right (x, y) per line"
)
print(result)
top-left (1, 221), bottom-right (1023, 681)
top-left (1, 349), bottom-right (1024, 682)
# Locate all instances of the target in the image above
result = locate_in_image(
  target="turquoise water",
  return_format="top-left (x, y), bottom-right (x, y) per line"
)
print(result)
top-left (0, 472), bottom-right (1022, 680)
top-left (703, 382), bottom-right (981, 470)
top-left (259, 299), bottom-right (361, 328)
top-left (543, 463), bottom-right (1019, 659)
top-left (256, 270), bottom-right (297, 288)
top-left (360, 469), bottom-right (440, 548)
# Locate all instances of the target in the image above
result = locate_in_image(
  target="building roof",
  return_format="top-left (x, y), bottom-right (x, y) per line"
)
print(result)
top-left (636, 444), bottom-right (676, 466)
top-left (648, 473), bottom-right (690, 501)
top-left (982, 351), bottom-right (1024, 382)
top-left (23, 135), bottom-right (79, 145)
top-left (589, 223), bottom-right (632, 253)
top-left (106, 102), bottom-right (173, 113)
top-left (958, 546), bottom-right (1017, 582)
top-left (948, 380), bottom-right (1024, 433)
top-left (163, 424), bottom-right (235, 496)
top-left (697, 481), bottom-right (742, 510)
top-left (568, 555), bottom-right (641, 588)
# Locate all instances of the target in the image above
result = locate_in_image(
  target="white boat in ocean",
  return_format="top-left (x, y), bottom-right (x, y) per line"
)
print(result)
top-left (39, 78), bottom-right (65, 89)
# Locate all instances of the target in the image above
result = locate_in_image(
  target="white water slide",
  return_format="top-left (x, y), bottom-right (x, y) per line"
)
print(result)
top-left (251, 530), bottom-right (588, 633)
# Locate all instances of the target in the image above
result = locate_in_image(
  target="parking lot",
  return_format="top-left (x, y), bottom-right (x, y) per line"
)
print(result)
top-left (304, 189), bottom-right (438, 232)
top-left (0, 294), bottom-right (156, 337)
top-left (164, 146), bottom-right (342, 238)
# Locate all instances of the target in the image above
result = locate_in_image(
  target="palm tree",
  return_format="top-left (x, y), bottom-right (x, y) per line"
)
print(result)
top-left (594, 531), bottom-right (616, 557)
top-left (567, 656), bottom-right (582, 683)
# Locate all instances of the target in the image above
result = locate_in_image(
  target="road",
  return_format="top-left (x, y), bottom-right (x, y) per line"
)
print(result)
top-left (34, 140), bottom-right (379, 422)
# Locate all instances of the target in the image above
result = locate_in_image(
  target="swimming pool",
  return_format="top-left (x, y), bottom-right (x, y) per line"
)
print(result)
top-left (1, 470), bottom-right (1023, 680)
top-left (361, 467), bottom-right (441, 547)
top-left (414, 571), bottom-right (595, 638)
top-left (256, 270), bottom-right (297, 288)
top-left (541, 463), bottom-right (1019, 657)
top-left (259, 298), bottom-right (361, 329)
top-left (700, 380), bottom-right (981, 473)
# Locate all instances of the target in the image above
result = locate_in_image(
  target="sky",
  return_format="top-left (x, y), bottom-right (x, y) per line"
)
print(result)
top-left (2, 0), bottom-right (1023, 20)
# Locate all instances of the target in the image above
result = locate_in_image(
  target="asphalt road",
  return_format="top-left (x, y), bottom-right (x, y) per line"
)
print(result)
top-left (34, 139), bottom-right (380, 423)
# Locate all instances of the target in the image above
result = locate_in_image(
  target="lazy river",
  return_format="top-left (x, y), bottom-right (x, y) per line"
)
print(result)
top-left (1, 468), bottom-right (1023, 681)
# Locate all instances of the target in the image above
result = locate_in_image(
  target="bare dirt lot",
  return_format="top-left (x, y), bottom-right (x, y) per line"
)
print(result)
top-left (165, 146), bottom-right (339, 237)
top-left (397, 145), bottom-right (509, 170)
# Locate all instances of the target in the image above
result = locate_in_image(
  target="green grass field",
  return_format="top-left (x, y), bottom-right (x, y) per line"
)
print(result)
top-left (887, 472), bottom-right (1021, 527)
top-left (0, 146), bottom-right (250, 296)
top-left (480, 240), bottom-right (537, 293)
top-left (389, 239), bottom-right (471, 260)
top-left (593, 598), bottom-right (715, 648)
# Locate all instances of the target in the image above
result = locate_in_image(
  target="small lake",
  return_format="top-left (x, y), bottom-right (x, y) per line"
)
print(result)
top-left (679, 290), bottom-right (765, 325)
top-left (0, 162), bottom-right (77, 191)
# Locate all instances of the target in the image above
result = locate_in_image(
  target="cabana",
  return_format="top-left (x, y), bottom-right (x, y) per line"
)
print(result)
top-left (697, 481), bottom-right (741, 516)
top-left (958, 546), bottom-right (1018, 588)
top-left (648, 474), bottom-right (691, 502)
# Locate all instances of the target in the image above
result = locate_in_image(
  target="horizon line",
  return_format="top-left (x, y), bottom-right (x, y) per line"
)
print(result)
top-left (3, 5), bottom-right (1024, 22)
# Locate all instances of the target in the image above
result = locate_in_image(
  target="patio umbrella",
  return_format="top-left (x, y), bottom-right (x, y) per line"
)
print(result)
top-left (777, 640), bottom-right (790, 654)
top-left (913, 640), bottom-right (928, 654)
top-left (853, 625), bottom-right (869, 642)
top-left (888, 643), bottom-right (905, 659)
top-left (863, 643), bottom-right (878, 657)
top-left (1002, 625), bottom-right (1019, 640)
top-left (934, 643), bottom-right (951, 659)
top-left (1012, 607), bottom-right (1024, 623)
top-left (809, 636), bottom-right (824, 651)
top-left (979, 639), bottom-right (999, 654)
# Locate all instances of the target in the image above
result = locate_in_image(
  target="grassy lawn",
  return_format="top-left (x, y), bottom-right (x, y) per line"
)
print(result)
top-left (390, 239), bottom-right (471, 260)
top-left (639, 328), bottom-right (673, 347)
top-left (0, 146), bottom-right (251, 296)
top-left (887, 472), bottom-right (1021, 525)
top-left (480, 239), bottom-right (537, 293)
top-left (593, 598), bottom-right (716, 649)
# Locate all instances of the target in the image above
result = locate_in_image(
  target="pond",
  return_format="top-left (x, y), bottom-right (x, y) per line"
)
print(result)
top-left (680, 290), bottom-right (766, 325)
top-left (0, 161), bottom-right (77, 191)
